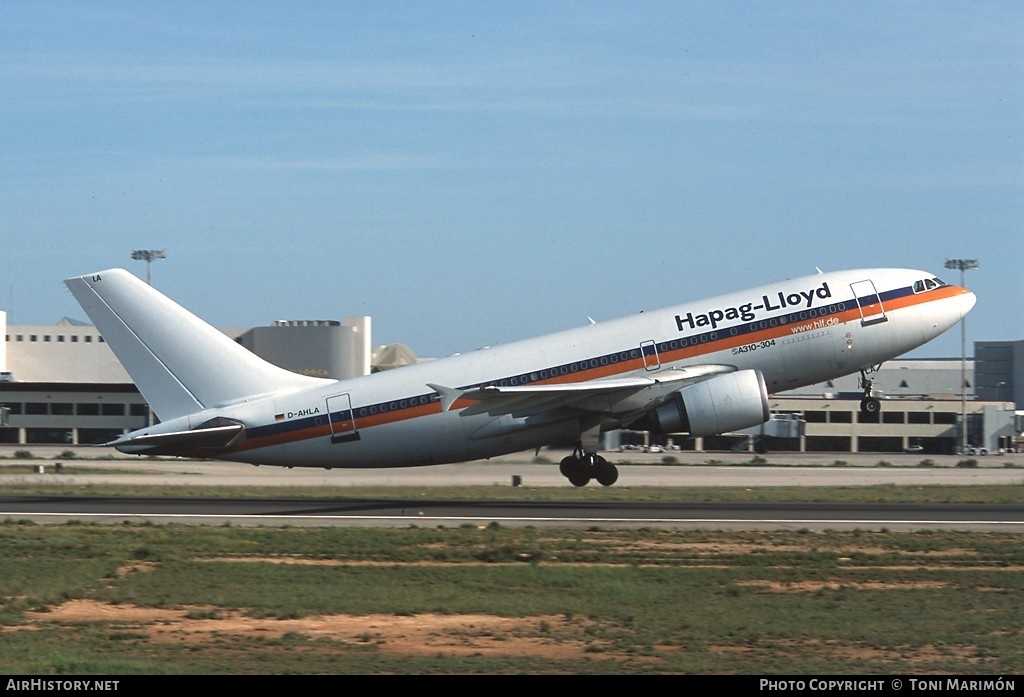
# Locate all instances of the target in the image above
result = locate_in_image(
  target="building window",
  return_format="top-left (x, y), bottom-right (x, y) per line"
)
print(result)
top-left (51, 403), bottom-right (73, 416)
top-left (882, 412), bottom-right (905, 424)
top-left (857, 410), bottom-right (880, 424)
top-left (101, 403), bottom-right (125, 416)
top-left (829, 411), bottom-right (853, 423)
top-left (25, 428), bottom-right (73, 444)
top-left (25, 403), bottom-right (48, 415)
top-left (858, 436), bottom-right (902, 453)
top-left (908, 412), bottom-right (931, 424)
top-left (77, 403), bottom-right (100, 416)
top-left (804, 436), bottom-right (851, 452)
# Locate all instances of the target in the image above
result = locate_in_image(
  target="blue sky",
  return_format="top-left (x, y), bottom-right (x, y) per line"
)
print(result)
top-left (1, 2), bottom-right (1020, 360)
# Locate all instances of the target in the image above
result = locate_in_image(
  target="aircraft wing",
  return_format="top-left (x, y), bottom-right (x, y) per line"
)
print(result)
top-left (429, 364), bottom-right (737, 419)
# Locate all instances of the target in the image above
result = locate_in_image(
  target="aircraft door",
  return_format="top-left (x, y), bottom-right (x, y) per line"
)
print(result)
top-left (326, 393), bottom-right (360, 444)
top-left (850, 280), bottom-right (887, 326)
top-left (641, 340), bottom-right (660, 371)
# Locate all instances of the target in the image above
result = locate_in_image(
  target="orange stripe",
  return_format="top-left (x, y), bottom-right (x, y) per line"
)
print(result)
top-left (224, 286), bottom-right (967, 455)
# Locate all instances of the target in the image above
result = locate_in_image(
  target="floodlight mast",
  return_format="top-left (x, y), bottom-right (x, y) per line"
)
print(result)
top-left (944, 258), bottom-right (978, 455)
top-left (130, 249), bottom-right (166, 286)
top-left (129, 249), bottom-right (166, 428)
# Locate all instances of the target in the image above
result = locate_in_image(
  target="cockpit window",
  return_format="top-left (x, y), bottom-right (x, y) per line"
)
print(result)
top-left (914, 277), bottom-right (948, 293)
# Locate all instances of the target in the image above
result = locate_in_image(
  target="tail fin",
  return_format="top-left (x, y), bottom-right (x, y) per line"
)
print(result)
top-left (64, 269), bottom-right (329, 422)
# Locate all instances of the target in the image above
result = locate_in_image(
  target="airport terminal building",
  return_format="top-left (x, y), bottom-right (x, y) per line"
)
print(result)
top-left (1, 308), bottom-right (1020, 456)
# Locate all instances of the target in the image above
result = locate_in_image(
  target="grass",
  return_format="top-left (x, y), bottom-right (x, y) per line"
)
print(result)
top-left (0, 523), bottom-right (1023, 674)
top-left (1, 453), bottom-right (1022, 674)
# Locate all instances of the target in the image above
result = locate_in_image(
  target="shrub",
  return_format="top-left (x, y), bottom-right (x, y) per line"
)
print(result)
top-left (956, 459), bottom-right (978, 468)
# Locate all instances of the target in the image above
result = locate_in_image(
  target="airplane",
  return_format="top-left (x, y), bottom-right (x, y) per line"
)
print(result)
top-left (64, 266), bottom-right (976, 486)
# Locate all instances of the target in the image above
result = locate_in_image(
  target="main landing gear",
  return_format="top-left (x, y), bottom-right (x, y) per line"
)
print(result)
top-left (859, 368), bottom-right (881, 415)
top-left (559, 443), bottom-right (618, 487)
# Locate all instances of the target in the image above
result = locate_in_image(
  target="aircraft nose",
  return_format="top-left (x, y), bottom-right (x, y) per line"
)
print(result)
top-left (958, 289), bottom-right (977, 319)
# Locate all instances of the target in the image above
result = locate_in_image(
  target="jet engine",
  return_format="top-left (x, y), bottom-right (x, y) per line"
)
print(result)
top-left (644, 369), bottom-right (770, 436)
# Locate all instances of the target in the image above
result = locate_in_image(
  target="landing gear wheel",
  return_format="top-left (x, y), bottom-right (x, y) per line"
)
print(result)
top-left (567, 468), bottom-right (591, 487)
top-left (594, 458), bottom-right (619, 487)
top-left (860, 396), bottom-right (881, 415)
top-left (559, 456), bottom-right (575, 478)
top-left (561, 452), bottom-right (592, 486)
top-left (561, 443), bottom-right (619, 487)
top-left (858, 369), bottom-right (881, 416)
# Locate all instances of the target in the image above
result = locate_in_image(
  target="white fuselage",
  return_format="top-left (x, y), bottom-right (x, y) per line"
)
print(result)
top-left (176, 267), bottom-right (973, 469)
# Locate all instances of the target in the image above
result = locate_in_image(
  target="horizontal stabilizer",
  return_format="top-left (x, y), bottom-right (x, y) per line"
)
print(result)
top-left (109, 421), bottom-right (246, 455)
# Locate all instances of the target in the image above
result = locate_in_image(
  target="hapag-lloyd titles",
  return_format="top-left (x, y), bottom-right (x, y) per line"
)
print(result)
top-left (675, 281), bottom-right (833, 332)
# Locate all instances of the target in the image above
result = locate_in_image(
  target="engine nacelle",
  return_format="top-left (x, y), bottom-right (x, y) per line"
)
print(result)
top-left (647, 369), bottom-right (770, 436)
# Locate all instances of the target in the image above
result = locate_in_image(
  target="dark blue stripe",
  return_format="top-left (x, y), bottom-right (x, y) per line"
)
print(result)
top-left (248, 283), bottom-right (923, 443)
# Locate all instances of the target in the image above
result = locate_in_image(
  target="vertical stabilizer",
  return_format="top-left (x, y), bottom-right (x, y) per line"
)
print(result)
top-left (65, 269), bottom-right (329, 422)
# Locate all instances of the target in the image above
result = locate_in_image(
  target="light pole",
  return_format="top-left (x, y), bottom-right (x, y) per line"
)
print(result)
top-left (945, 258), bottom-right (978, 454)
top-left (130, 249), bottom-right (165, 428)
top-left (131, 249), bottom-right (166, 285)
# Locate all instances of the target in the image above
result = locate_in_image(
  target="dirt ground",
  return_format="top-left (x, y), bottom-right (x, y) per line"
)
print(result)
top-left (10, 554), bottom-right (1006, 667)
top-left (12, 557), bottom-right (620, 660)
top-left (24, 597), bottom-right (599, 659)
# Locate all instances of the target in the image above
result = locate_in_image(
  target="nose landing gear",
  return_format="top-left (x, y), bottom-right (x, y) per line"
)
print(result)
top-left (859, 368), bottom-right (881, 415)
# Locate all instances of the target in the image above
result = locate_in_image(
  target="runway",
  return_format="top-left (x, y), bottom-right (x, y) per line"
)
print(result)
top-left (2, 493), bottom-right (1023, 531)
top-left (3, 446), bottom-right (1024, 488)
top-left (2, 448), bottom-right (1022, 530)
